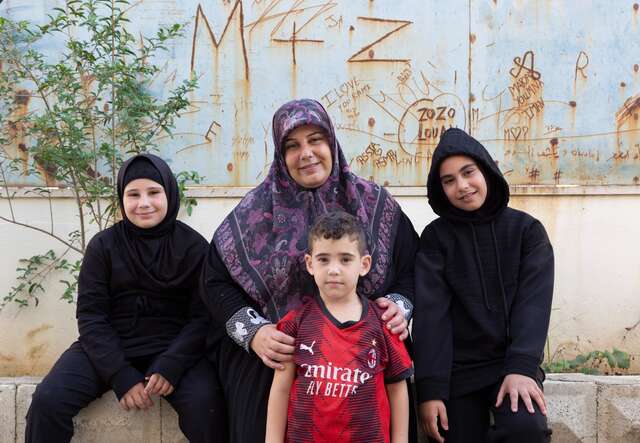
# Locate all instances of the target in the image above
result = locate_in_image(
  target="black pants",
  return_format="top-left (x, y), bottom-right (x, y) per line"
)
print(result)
top-left (25, 342), bottom-right (227, 443)
top-left (429, 380), bottom-right (551, 443)
top-left (212, 335), bottom-right (419, 443)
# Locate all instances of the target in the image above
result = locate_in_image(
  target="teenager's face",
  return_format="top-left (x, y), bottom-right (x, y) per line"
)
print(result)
top-left (122, 178), bottom-right (168, 228)
top-left (439, 155), bottom-right (487, 211)
top-left (305, 236), bottom-right (371, 304)
top-left (283, 124), bottom-right (333, 189)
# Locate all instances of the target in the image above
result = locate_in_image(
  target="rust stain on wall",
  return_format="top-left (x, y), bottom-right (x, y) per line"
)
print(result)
top-left (191, 1), bottom-right (249, 79)
top-left (4, 1), bottom-right (640, 187)
top-left (26, 324), bottom-right (53, 340)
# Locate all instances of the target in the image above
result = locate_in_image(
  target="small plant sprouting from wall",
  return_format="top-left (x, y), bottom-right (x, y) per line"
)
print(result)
top-left (543, 348), bottom-right (631, 375)
top-left (0, 0), bottom-right (202, 309)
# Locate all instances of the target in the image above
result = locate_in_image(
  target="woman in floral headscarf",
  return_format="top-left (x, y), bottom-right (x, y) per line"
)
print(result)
top-left (201, 99), bottom-right (418, 442)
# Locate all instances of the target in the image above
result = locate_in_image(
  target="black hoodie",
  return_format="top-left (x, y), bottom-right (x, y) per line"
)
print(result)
top-left (413, 128), bottom-right (554, 402)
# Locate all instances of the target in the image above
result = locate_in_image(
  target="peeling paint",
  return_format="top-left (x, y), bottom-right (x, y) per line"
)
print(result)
top-left (1, 1), bottom-right (639, 187)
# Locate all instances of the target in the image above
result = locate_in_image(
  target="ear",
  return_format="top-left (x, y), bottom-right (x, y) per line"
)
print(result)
top-left (359, 254), bottom-right (372, 277)
top-left (304, 253), bottom-right (314, 275)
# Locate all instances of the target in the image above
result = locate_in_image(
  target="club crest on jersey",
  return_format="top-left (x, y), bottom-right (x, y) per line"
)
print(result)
top-left (367, 348), bottom-right (377, 369)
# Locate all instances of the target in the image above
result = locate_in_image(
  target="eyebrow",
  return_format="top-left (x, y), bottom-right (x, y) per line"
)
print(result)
top-left (314, 252), bottom-right (356, 258)
top-left (440, 163), bottom-right (477, 179)
top-left (125, 186), bottom-right (163, 193)
top-left (284, 131), bottom-right (325, 143)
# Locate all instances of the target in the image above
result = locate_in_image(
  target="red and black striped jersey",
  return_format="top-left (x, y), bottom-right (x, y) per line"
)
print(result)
top-left (277, 295), bottom-right (413, 443)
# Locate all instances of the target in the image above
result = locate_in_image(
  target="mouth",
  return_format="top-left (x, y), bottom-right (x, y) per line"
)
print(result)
top-left (298, 162), bottom-right (320, 173)
top-left (459, 191), bottom-right (476, 201)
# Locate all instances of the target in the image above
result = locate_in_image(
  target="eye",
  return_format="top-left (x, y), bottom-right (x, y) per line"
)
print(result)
top-left (318, 257), bottom-right (328, 263)
top-left (441, 178), bottom-right (453, 186)
top-left (341, 257), bottom-right (353, 264)
top-left (309, 136), bottom-right (324, 144)
top-left (284, 141), bottom-right (298, 152)
top-left (463, 167), bottom-right (476, 177)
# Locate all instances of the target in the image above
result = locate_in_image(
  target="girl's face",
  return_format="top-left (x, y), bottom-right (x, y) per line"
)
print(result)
top-left (122, 178), bottom-right (168, 228)
top-left (439, 155), bottom-right (487, 211)
top-left (283, 124), bottom-right (333, 189)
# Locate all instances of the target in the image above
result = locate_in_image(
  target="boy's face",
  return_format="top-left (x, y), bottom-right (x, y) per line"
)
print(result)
top-left (439, 155), bottom-right (487, 211)
top-left (305, 236), bottom-right (371, 304)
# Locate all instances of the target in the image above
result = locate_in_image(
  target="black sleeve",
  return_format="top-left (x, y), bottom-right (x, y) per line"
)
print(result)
top-left (200, 243), bottom-right (271, 351)
top-left (503, 220), bottom-right (554, 379)
top-left (412, 224), bottom-right (453, 403)
top-left (384, 211), bottom-right (419, 312)
top-left (148, 245), bottom-right (210, 387)
top-left (76, 237), bottom-right (144, 400)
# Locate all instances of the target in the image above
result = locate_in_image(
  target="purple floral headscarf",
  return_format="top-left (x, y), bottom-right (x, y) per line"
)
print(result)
top-left (213, 99), bottom-right (400, 320)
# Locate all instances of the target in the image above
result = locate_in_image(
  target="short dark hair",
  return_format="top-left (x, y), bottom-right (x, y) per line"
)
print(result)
top-left (308, 211), bottom-right (368, 255)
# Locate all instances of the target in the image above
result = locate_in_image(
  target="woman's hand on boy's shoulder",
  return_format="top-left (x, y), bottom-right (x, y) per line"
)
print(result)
top-left (375, 297), bottom-right (409, 340)
top-left (496, 373), bottom-right (547, 416)
top-left (251, 324), bottom-right (295, 370)
top-left (419, 400), bottom-right (448, 443)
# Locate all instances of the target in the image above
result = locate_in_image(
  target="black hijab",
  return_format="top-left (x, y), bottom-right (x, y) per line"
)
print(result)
top-left (115, 154), bottom-right (206, 291)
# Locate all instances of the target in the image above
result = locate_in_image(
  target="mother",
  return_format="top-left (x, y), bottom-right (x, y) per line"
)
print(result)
top-left (201, 99), bottom-right (418, 442)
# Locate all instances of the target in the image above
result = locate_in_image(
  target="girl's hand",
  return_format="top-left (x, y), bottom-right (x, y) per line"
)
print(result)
top-left (496, 373), bottom-right (547, 415)
top-left (419, 400), bottom-right (448, 443)
top-left (375, 297), bottom-right (409, 340)
top-left (145, 373), bottom-right (174, 397)
top-left (120, 382), bottom-right (153, 411)
top-left (251, 324), bottom-right (295, 370)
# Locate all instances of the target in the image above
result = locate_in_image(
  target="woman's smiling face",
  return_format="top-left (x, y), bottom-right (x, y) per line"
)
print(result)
top-left (283, 124), bottom-right (333, 189)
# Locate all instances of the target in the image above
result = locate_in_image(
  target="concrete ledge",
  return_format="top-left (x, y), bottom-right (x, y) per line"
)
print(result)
top-left (1, 377), bottom-right (186, 443)
top-left (1, 374), bottom-right (639, 442)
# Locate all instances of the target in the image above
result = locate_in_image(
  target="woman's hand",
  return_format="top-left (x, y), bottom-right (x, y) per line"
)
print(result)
top-left (145, 373), bottom-right (174, 397)
top-left (419, 400), bottom-right (448, 443)
top-left (496, 373), bottom-right (547, 415)
top-left (250, 324), bottom-right (295, 370)
top-left (375, 297), bottom-right (409, 340)
top-left (119, 382), bottom-right (153, 411)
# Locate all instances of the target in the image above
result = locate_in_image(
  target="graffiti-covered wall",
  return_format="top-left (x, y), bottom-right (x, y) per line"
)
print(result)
top-left (2, 0), bottom-right (640, 187)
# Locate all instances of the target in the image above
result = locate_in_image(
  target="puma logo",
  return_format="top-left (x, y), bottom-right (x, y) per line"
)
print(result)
top-left (300, 341), bottom-right (316, 355)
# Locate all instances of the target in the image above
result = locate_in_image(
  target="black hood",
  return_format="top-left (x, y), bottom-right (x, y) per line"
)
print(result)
top-left (427, 128), bottom-right (509, 223)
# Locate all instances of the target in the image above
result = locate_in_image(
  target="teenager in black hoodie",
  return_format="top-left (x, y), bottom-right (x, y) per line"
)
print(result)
top-left (413, 128), bottom-right (553, 442)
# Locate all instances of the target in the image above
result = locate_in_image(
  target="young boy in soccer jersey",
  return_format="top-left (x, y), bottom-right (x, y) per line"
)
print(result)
top-left (265, 211), bottom-right (413, 443)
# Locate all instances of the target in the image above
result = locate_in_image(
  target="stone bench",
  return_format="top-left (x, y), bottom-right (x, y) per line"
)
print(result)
top-left (2, 374), bottom-right (639, 442)
top-left (0, 377), bottom-right (187, 443)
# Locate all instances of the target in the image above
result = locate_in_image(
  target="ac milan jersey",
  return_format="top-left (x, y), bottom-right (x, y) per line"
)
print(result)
top-left (277, 296), bottom-right (413, 443)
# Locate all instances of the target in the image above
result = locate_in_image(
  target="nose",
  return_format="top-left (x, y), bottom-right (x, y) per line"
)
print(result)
top-left (456, 176), bottom-right (469, 190)
top-left (328, 263), bottom-right (340, 275)
top-left (139, 193), bottom-right (150, 207)
top-left (300, 141), bottom-right (314, 160)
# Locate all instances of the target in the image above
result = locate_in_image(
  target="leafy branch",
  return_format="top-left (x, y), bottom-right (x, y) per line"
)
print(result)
top-left (0, 0), bottom-right (202, 309)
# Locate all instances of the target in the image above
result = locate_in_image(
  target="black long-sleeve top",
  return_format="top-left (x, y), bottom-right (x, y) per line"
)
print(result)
top-left (201, 211), bottom-right (418, 351)
top-left (412, 128), bottom-right (554, 403)
top-left (413, 210), bottom-right (554, 401)
top-left (76, 225), bottom-right (210, 399)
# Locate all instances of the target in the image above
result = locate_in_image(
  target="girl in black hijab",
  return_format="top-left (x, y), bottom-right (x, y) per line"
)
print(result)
top-left (25, 154), bottom-right (227, 443)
